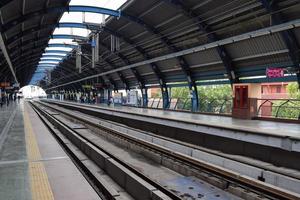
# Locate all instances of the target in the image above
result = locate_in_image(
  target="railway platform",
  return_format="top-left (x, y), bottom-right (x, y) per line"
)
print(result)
top-left (0, 99), bottom-right (300, 200)
top-left (54, 100), bottom-right (300, 137)
top-left (1, 0), bottom-right (300, 199)
top-left (43, 99), bottom-right (300, 157)
top-left (0, 100), bottom-right (101, 200)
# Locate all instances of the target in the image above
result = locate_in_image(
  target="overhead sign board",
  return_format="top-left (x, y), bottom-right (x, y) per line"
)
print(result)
top-left (266, 68), bottom-right (284, 78)
top-left (82, 85), bottom-right (93, 89)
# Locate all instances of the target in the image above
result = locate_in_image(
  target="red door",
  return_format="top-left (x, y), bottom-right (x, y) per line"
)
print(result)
top-left (234, 86), bottom-right (248, 108)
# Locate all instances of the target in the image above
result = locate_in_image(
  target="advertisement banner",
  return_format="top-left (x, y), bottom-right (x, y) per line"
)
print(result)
top-left (82, 85), bottom-right (93, 89)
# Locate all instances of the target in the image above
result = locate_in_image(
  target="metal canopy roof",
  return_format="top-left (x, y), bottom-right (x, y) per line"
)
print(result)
top-left (0, 0), bottom-right (70, 85)
top-left (0, 0), bottom-right (300, 89)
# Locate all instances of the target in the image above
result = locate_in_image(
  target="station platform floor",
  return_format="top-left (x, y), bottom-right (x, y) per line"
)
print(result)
top-left (48, 100), bottom-right (300, 139)
top-left (0, 100), bottom-right (101, 200)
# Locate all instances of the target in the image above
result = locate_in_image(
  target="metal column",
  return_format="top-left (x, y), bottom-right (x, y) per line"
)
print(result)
top-left (161, 86), bottom-right (170, 109)
top-left (141, 88), bottom-right (148, 107)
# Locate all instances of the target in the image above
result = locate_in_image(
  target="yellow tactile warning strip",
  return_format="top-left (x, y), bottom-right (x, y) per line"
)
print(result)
top-left (24, 105), bottom-right (54, 200)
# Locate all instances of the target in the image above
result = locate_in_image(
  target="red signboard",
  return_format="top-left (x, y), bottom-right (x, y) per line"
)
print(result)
top-left (266, 68), bottom-right (284, 78)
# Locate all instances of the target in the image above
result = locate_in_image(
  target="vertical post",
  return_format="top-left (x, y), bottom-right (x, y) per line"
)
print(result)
top-left (95, 33), bottom-right (100, 63)
top-left (111, 35), bottom-right (115, 52)
top-left (190, 87), bottom-right (199, 112)
top-left (161, 86), bottom-right (170, 109)
top-left (0, 34), bottom-right (18, 84)
top-left (76, 45), bottom-right (82, 73)
top-left (91, 34), bottom-right (96, 69)
top-left (141, 87), bottom-right (148, 108)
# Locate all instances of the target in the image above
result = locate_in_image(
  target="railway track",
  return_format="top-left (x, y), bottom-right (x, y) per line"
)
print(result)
top-left (31, 101), bottom-right (300, 200)
top-left (40, 100), bottom-right (300, 191)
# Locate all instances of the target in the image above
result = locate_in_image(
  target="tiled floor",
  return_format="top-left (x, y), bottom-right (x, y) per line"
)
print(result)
top-left (0, 100), bottom-right (101, 200)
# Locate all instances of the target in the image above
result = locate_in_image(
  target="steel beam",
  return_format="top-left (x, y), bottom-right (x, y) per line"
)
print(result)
top-left (44, 50), bottom-right (71, 55)
top-left (103, 26), bottom-right (170, 108)
top-left (51, 34), bottom-right (87, 40)
top-left (0, 33), bottom-right (18, 84)
top-left (163, 0), bottom-right (237, 84)
top-left (81, 45), bottom-right (125, 90)
top-left (49, 55), bottom-right (118, 91)
top-left (98, 40), bottom-right (145, 90)
top-left (48, 43), bottom-right (78, 48)
top-left (260, 0), bottom-right (300, 86)
top-left (40, 55), bottom-right (66, 59)
top-left (0, 7), bottom-right (170, 104)
top-left (5, 22), bottom-right (145, 90)
top-left (49, 59), bottom-right (87, 83)
top-left (44, 18), bottom-right (300, 90)
top-left (0, 6), bottom-right (121, 33)
top-left (122, 11), bottom-right (196, 110)
top-left (5, 23), bottom-right (145, 91)
top-left (40, 58), bottom-right (62, 62)
top-left (0, 0), bottom-right (13, 8)
top-left (69, 6), bottom-right (121, 17)
top-left (11, 52), bottom-right (42, 64)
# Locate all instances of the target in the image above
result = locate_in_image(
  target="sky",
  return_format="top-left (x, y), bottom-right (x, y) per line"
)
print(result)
top-left (30, 0), bottom-right (127, 85)
top-left (20, 85), bottom-right (47, 98)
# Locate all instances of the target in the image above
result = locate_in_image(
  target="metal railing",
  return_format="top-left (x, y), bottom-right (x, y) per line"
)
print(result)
top-left (257, 99), bottom-right (300, 120)
top-left (48, 95), bottom-right (300, 120)
top-left (146, 98), bottom-right (233, 114)
top-left (199, 98), bottom-right (232, 114)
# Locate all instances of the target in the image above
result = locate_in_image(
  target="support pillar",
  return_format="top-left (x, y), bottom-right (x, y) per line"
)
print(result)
top-left (190, 87), bottom-right (199, 112)
top-left (161, 87), bottom-right (170, 109)
top-left (141, 88), bottom-right (148, 108)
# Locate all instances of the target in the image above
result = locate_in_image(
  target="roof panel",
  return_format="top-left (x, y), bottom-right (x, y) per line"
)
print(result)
top-left (1, 0), bottom-right (300, 87)
top-left (0, 1), bottom-right (22, 23)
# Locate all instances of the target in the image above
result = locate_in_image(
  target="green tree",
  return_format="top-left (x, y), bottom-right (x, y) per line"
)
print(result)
top-left (170, 85), bottom-right (233, 113)
top-left (271, 83), bottom-right (300, 119)
top-left (197, 85), bottom-right (232, 99)
top-left (197, 85), bottom-right (232, 113)
top-left (171, 87), bottom-right (190, 98)
top-left (287, 83), bottom-right (300, 99)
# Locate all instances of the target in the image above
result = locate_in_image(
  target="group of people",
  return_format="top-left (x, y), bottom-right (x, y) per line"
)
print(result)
top-left (0, 92), bottom-right (19, 108)
top-left (52, 93), bottom-right (97, 104)
top-left (79, 95), bottom-right (96, 104)
top-left (50, 92), bottom-right (114, 106)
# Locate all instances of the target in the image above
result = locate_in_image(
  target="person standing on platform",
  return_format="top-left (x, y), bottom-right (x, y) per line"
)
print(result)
top-left (107, 97), bottom-right (111, 106)
top-left (6, 93), bottom-right (9, 106)
top-left (0, 94), bottom-right (3, 108)
top-left (1, 92), bottom-right (5, 108)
